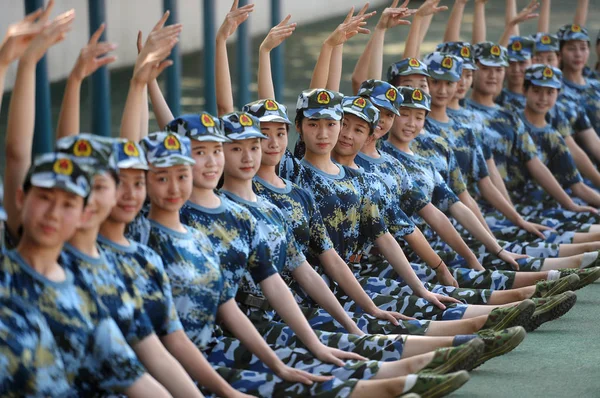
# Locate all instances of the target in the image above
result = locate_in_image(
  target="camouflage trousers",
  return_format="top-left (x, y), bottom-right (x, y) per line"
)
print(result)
top-left (212, 366), bottom-right (358, 397)
top-left (205, 334), bottom-right (382, 381)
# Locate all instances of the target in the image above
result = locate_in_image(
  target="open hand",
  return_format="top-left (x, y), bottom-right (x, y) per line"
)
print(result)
top-left (260, 14), bottom-right (297, 53)
top-left (313, 345), bottom-right (367, 367)
top-left (421, 290), bottom-right (460, 310)
top-left (508, 0), bottom-right (539, 26)
top-left (275, 364), bottom-right (334, 385)
top-left (497, 249), bottom-right (529, 271)
top-left (434, 265), bottom-right (460, 288)
top-left (325, 4), bottom-right (376, 47)
top-left (371, 308), bottom-right (415, 325)
top-left (376, 0), bottom-right (416, 30)
top-left (520, 220), bottom-right (554, 240)
top-left (70, 23), bottom-right (117, 82)
top-left (415, 0), bottom-right (448, 18)
top-left (22, 8), bottom-right (75, 65)
top-left (217, 0), bottom-right (255, 41)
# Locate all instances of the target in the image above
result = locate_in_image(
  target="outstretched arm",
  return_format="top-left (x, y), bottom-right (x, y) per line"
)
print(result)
top-left (574, 0), bottom-right (588, 26)
top-left (120, 12), bottom-right (180, 142)
top-left (505, 0), bottom-right (519, 37)
top-left (403, 0), bottom-right (447, 58)
top-left (5, 5), bottom-right (74, 238)
top-left (351, 0), bottom-right (413, 93)
top-left (258, 15), bottom-right (296, 99)
top-left (537, 0), bottom-right (551, 33)
top-left (498, 0), bottom-right (539, 47)
top-left (444, 0), bottom-right (468, 42)
top-left (472, 0), bottom-right (487, 43)
top-left (56, 23), bottom-right (117, 138)
top-left (215, 0), bottom-right (254, 115)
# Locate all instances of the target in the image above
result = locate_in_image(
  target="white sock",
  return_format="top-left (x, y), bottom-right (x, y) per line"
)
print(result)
top-left (403, 374), bottom-right (418, 393)
top-left (580, 251), bottom-right (598, 269)
top-left (547, 270), bottom-right (561, 281)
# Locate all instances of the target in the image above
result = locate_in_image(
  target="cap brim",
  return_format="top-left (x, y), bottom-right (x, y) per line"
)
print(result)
top-left (401, 103), bottom-right (430, 112)
top-left (29, 176), bottom-right (89, 198)
top-left (529, 79), bottom-right (562, 89)
top-left (428, 70), bottom-right (461, 82)
top-left (147, 156), bottom-right (196, 168)
top-left (562, 34), bottom-right (590, 42)
top-left (302, 108), bottom-right (343, 121)
top-left (398, 70), bottom-right (431, 77)
top-left (463, 63), bottom-right (478, 70)
top-left (534, 46), bottom-right (559, 53)
top-left (370, 98), bottom-right (400, 116)
top-left (342, 108), bottom-right (373, 126)
top-left (508, 54), bottom-right (531, 62)
top-left (477, 59), bottom-right (509, 67)
top-left (259, 114), bottom-right (292, 124)
top-left (226, 131), bottom-right (269, 141)
top-left (117, 160), bottom-right (149, 171)
top-left (189, 134), bottom-right (232, 143)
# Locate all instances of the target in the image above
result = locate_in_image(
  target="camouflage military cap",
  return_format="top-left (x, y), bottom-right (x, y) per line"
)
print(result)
top-left (473, 42), bottom-right (509, 67)
top-left (242, 99), bottom-right (291, 125)
top-left (341, 96), bottom-right (381, 129)
top-left (165, 113), bottom-right (230, 143)
top-left (140, 132), bottom-right (196, 168)
top-left (114, 139), bottom-right (149, 170)
top-left (0, 181), bottom-right (6, 221)
top-left (221, 112), bottom-right (268, 141)
top-left (296, 89), bottom-right (344, 121)
top-left (398, 86), bottom-right (431, 112)
top-left (557, 24), bottom-right (590, 42)
top-left (436, 42), bottom-right (477, 70)
top-left (507, 36), bottom-right (535, 62)
top-left (525, 64), bottom-right (563, 89)
top-left (55, 133), bottom-right (118, 175)
top-left (533, 33), bottom-right (560, 53)
top-left (358, 79), bottom-right (403, 116)
top-left (24, 152), bottom-right (92, 198)
top-left (387, 58), bottom-right (431, 82)
top-left (424, 52), bottom-right (464, 82)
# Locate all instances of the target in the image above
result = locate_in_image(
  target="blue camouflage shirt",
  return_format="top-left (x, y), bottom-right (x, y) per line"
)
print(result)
top-left (97, 236), bottom-right (184, 337)
top-left (557, 81), bottom-right (593, 135)
top-left (0, 296), bottom-right (74, 397)
top-left (518, 112), bottom-right (583, 189)
top-left (0, 250), bottom-right (145, 394)
top-left (465, 99), bottom-right (539, 190)
top-left (562, 78), bottom-right (600, 135)
top-left (180, 195), bottom-right (278, 303)
top-left (447, 106), bottom-right (494, 161)
top-left (495, 88), bottom-right (526, 110)
top-left (60, 243), bottom-right (154, 347)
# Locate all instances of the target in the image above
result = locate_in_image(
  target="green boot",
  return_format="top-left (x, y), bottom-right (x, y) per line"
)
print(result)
top-left (526, 291), bottom-right (577, 332)
top-left (475, 326), bottom-right (526, 368)
top-left (558, 267), bottom-right (600, 290)
top-left (481, 300), bottom-right (535, 331)
top-left (532, 274), bottom-right (579, 298)
top-left (401, 371), bottom-right (470, 398)
top-left (419, 338), bottom-right (484, 374)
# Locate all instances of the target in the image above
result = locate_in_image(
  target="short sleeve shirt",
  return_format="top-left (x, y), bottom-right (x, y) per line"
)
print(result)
top-left (143, 220), bottom-right (223, 349)
top-left (180, 196), bottom-right (277, 304)
top-left (558, 81), bottom-right (593, 134)
top-left (0, 296), bottom-right (74, 397)
top-left (0, 250), bottom-right (144, 394)
top-left (97, 236), bottom-right (184, 337)
top-left (563, 78), bottom-right (600, 135)
top-left (495, 88), bottom-right (526, 110)
top-left (60, 243), bottom-right (154, 346)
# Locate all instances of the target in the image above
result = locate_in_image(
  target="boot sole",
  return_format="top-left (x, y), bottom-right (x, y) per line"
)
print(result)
top-left (426, 339), bottom-right (485, 374)
top-left (474, 326), bottom-right (526, 369)
top-left (492, 300), bottom-right (536, 331)
top-left (418, 371), bottom-right (471, 398)
top-left (525, 292), bottom-right (577, 332)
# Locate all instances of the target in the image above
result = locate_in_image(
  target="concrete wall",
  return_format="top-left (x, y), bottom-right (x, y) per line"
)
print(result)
top-left (1, 0), bottom-right (386, 91)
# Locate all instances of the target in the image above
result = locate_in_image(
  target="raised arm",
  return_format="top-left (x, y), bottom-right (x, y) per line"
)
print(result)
top-left (472, 0), bottom-right (487, 43)
top-left (137, 33), bottom-right (150, 138)
top-left (120, 12), bottom-right (180, 142)
top-left (537, 0), bottom-right (551, 33)
top-left (258, 15), bottom-right (296, 99)
top-left (498, 0), bottom-right (539, 47)
top-left (5, 6), bottom-right (74, 238)
top-left (505, 0), bottom-right (519, 37)
top-left (310, 8), bottom-right (370, 89)
top-left (56, 23), bottom-right (117, 138)
top-left (215, 0), bottom-right (254, 116)
top-left (574, 0), bottom-right (588, 26)
top-left (403, 0), bottom-right (447, 58)
top-left (444, 0), bottom-right (469, 42)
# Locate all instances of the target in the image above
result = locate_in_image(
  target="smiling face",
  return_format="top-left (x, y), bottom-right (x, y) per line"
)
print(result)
top-left (427, 78), bottom-right (458, 108)
top-left (146, 164), bottom-right (193, 212)
top-left (391, 107), bottom-right (427, 144)
top-left (259, 122), bottom-right (288, 166)
top-left (80, 172), bottom-right (117, 231)
top-left (109, 169), bottom-right (146, 224)
top-left (455, 69), bottom-right (474, 100)
top-left (298, 118), bottom-right (341, 157)
top-left (533, 51), bottom-right (560, 67)
top-left (375, 106), bottom-right (396, 137)
top-left (223, 138), bottom-right (262, 181)
top-left (398, 74), bottom-right (430, 93)
top-left (560, 40), bottom-right (590, 72)
top-left (190, 140), bottom-right (225, 190)
top-left (473, 63), bottom-right (506, 96)
top-left (525, 85), bottom-right (559, 115)
top-left (334, 114), bottom-right (371, 158)
top-left (17, 187), bottom-right (85, 248)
